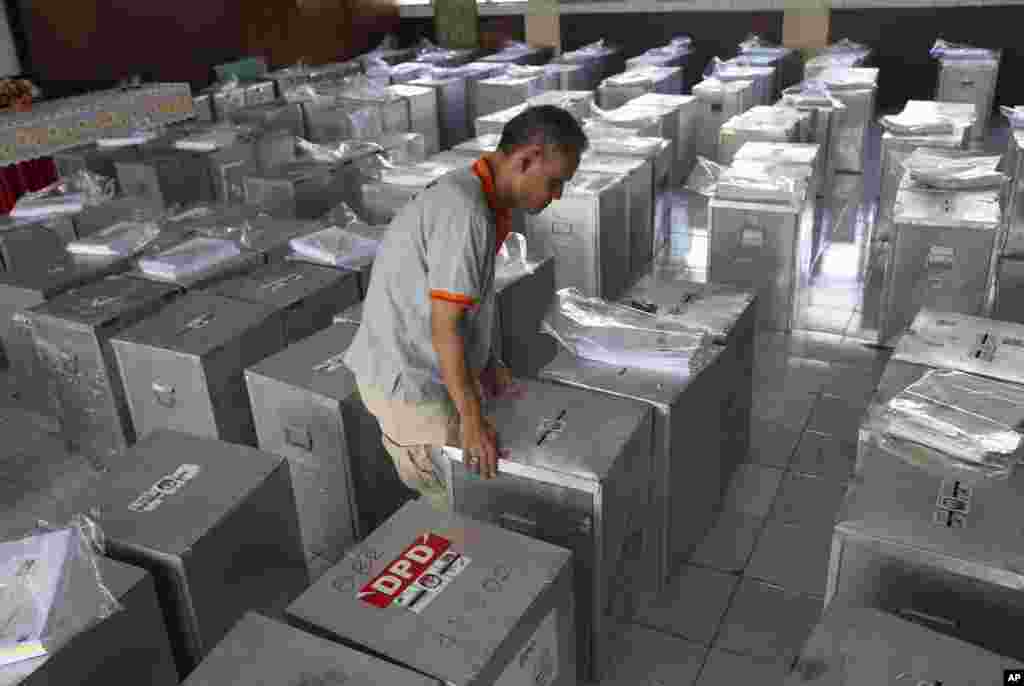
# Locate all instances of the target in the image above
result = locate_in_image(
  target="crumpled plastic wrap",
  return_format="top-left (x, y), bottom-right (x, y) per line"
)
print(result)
top-left (172, 123), bottom-right (252, 152)
top-left (541, 287), bottom-right (710, 374)
top-left (295, 137), bottom-right (385, 165)
top-left (863, 369), bottom-right (1024, 479)
top-left (0, 515), bottom-right (121, 669)
top-left (782, 80), bottom-right (841, 108)
top-left (137, 237), bottom-right (242, 282)
top-left (879, 112), bottom-right (956, 136)
top-left (95, 126), bottom-right (164, 148)
top-left (320, 201), bottom-right (361, 229)
top-left (930, 39), bottom-right (997, 62)
top-left (901, 149), bottom-right (1005, 190)
top-left (1001, 105), bottom-right (1024, 129)
top-left (495, 232), bottom-right (535, 287)
top-left (339, 74), bottom-right (392, 99)
top-left (10, 170), bottom-right (116, 219)
top-left (587, 102), bottom-right (661, 132)
top-left (624, 281), bottom-right (754, 340)
top-left (65, 220), bottom-right (161, 257)
top-left (289, 225), bottom-right (382, 269)
top-left (738, 34), bottom-right (775, 53)
top-left (686, 156), bottom-right (802, 203)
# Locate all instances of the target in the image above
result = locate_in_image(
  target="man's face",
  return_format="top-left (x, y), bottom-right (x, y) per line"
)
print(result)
top-left (512, 145), bottom-right (581, 215)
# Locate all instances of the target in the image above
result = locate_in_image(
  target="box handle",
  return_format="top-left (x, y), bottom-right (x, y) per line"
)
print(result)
top-left (499, 512), bottom-right (539, 537)
top-left (927, 245), bottom-right (955, 270)
top-left (897, 608), bottom-right (959, 631)
top-left (959, 79), bottom-right (975, 87)
top-left (152, 382), bottom-right (176, 408)
top-left (284, 423), bottom-right (313, 451)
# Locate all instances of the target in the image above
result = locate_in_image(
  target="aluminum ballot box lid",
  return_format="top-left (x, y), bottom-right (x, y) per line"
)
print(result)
top-left (182, 613), bottom-right (439, 686)
top-left (287, 499), bottom-right (576, 686)
top-left (786, 606), bottom-right (1024, 686)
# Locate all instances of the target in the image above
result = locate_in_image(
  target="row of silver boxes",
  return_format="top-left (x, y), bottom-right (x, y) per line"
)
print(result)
top-left (824, 308), bottom-right (1024, 665)
top-left (996, 128), bottom-right (1024, 324)
top-left (935, 48), bottom-right (1001, 141)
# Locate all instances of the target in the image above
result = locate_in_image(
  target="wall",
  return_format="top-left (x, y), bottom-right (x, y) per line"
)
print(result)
top-left (12, 0), bottom-right (399, 98)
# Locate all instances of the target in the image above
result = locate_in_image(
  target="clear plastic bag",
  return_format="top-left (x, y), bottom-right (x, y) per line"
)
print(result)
top-left (289, 225), bottom-right (381, 269)
top-left (824, 38), bottom-right (870, 55)
top-left (541, 287), bottom-right (709, 374)
top-left (879, 112), bottom-right (956, 136)
top-left (321, 201), bottom-right (361, 229)
top-left (172, 123), bottom-right (248, 152)
top-left (65, 220), bottom-right (161, 258)
top-left (137, 237), bottom-right (242, 282)
top-left (588, 101), bottom-right (661, 130)
top-left (296, 137), bottom-right (385, 164)
top-left (782, 80), bottom-right (839, 108)
top-left (901, 150), bottom-right (1005, 190)
top-left (95, 127), bottom-right (163, 148)
top-left (862, 369), bottom-right (1024, 478)
top-left (0, 515), bottom-right (121, 668)
top-left (686, 156), bottom-right (801, 202)
top-left (685, 156), bottom-right (726, 197)
top-left (495, 232), bottom-right (535, 287)
top-left (1001, 106), bottom-right (1024, 130)
top-left (930, 39), bottom-right (996, 62)
top-left (10, 170), bottom-right (115, 219)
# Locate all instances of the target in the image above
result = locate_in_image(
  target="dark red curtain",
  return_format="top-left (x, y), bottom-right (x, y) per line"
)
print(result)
top-left (0, 158), bottom-right (58, 214)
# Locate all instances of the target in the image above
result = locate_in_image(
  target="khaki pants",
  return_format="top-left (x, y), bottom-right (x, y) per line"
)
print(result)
top-left (357, 381), bottom-right (461, 512)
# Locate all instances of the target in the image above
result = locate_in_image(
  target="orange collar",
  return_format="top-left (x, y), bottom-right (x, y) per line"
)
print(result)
top-left (472, 157), bottom-right (512, 254)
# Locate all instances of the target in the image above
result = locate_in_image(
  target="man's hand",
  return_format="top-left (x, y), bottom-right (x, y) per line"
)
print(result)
top-left (460, 413), bottom-right (500, 479)
top-left (480, 359), bottom-right (523, 401)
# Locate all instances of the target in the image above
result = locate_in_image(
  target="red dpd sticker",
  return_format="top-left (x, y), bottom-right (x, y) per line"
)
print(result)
top-left (358, 533), bottom-right (451, 608)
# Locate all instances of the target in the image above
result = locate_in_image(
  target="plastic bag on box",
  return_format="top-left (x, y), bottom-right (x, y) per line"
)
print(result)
top-left (782, 80), bottom-right (839, 108)
top-left (1001, 106), bottom-right (1024, 129)
top-left (66, 220), bottom-right (161, 258)
top-left (901, 150), bottom-right (1005, 190)
top-left (669, 35), bottom-right (693, 50)
top-left (862, 369), bottom-right (1024, 478)
top-left (930, 39), bottom-right (995, 62)
top-left (11, 170), bottom-right (115, 219)
top-left (879, 112), bottom-right (956, 136)
top-left (321, 201), bottom-right (361, 229)
top-left (95, 126), bottom-right (164, 148)
top-left (541, 287), bottom-right (709, 374)
top-left (0, 515), bottom-right (121, 668)
top-left (823, 38), bottom-right (869, 55)
top-left (495, 232), bottom-right (535, 285)
top-left (289, 225), bottom-right (381, 269)
top-left (296, 137), bottom-right (385, 164)
top-left (685, 156), bottom-right (726, 198)
top-left (370, 34), bottom-right (398, 54)
top-left (137, 237), bottom-right (242, 282)
top-left (340, 74), bottom-right (391, 99)
top-left (172, 123), bottom-right (248, 152)
top-left (588, 102), bottom-right (660, 130)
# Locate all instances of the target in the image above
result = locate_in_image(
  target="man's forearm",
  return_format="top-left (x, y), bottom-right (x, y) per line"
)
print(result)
top-left (432, 312), bottom-right (482, 422)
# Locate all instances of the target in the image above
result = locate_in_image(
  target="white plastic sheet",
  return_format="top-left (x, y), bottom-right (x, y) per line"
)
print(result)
top-left (686, 156), bottom-right (801, 203)
top-left (864, 369), bottom-right (1024, 479)
top-left (541, 287), bottom-right (710, 375)
top-left (66, 220), bottom-right (161, 257)
top-left (901, 150), bottom-right (1005, 190)
top-left (1001, 105), bottom-right (1024, 129)
top-left (0, 517), bottom-right (121, 668)
top-left (172, 124), bottom-right (247, 152)
top-left (879, 112), bottom-right (956, 136)
top-left (137, 237), bottom-right (242, 282)
top-left (10, 170), bottom-right (115, 219)
top-left (289, 225), bottom-right (381, 269)
top-left (930, 39), bottom-right (997, 63)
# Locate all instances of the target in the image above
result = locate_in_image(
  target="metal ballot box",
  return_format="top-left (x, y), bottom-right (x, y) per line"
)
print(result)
top-left (243, 161), bottom-right (352, 220)
top-left (817, 68), bottom-right (879, 173)
top-left (246, 322), bottom-right (413, 540)
top-left (0, 216), bottom-right (68, 273)
top-left (0, 252), bottom-right (133, 417)
top-left (110, 293), bottom-right (286, 446)
top-left (579, 152), bottom-right (655, 279)
top-left (227, 100), bottom-right (306, 138)
top-left (585, 133), bottom-right (674, 192)
top-left (53, 143), bottom-right (143, 193)
top-left (709, 188), bottom-right (814, 332)
top-left (878, 176), bottom-right (1003, 345)
top-left (92, 430), bottom-right (308, 676)
top-left (629, 93), bottom-right (700, 183)
top-left (829, 435), bottom-right (1024, 662)
top-left (164, 132), bottom-right (259, 205)
top-left (734, 142), bottom-right (822, 200)
top-left (481, 45), bottom-right (554, 66)
top-left (302, 101), bottom-right (384, 144)
top-left (598, 67), bottom-right (683, 110)
top-left (620, 277), bottom-right (758, 482)
top-left (1006, 128), bottom-right (1024, 256)
top-left (409, 73), bottom-right (471, 150)
top-left (28, 275), bottom-right (181, 465)
top-left (0, 558), bottom-right (178, 686)
top-left (388, 84), bottom-right (441, 156)
top-left (996, 254), bottom-right (1024, 324)
top-left (718, 108), bottom-right (802, 166)
top-left (936, 50), bottom-right (1001, 141)
top-left (181, 613), bottom-right (439, 686)
top-left (787, 606), bottom-right (1024, 686)
top-left (208, 261), bottom-right (360, 344)
top-left (717, 63), bottom-right (776, 107)
top-left (528, 90), bottom-right (596, 123)
top-left (495, 255), bottom-right (557, 377)
top-left (339, 91), bottom-right (412, 136)
top-left (538, 342), bottom-right (729, 588)
top-left (115, 148), bottom-right (215, 210)
top-left (72, 196), bottom-right (163, 240)
top-left (244, 323), bottom-right (410, 561)
top-left (890, 309), bottom-right (1024, 387)
top-left (475, 72), bottom-right (549, 120)
top-left (474, 102), bottom-right (527, 138)
top-left (449, 62), bottom-right (510, 126)
top-left (288, 499), bottom-right (576, 686)
top-left (544, 63), bottom-right (590, 92)
top-left (525, 171), bottom-right (630, 300)
top-left (584, 110), bottom-right (664, 140)
top-left (780, 92), bottom-right (847, 199)
top-left (359, 161), bottom-right (461, 226)
top-left (439, 380), bottom-right (650, 683)
top-left (693, 78), bottom-right (755, 163)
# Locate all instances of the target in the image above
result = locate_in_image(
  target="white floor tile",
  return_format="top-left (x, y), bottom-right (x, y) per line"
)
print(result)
top-left (689, 511), bottom-right (765, 575)
top-left (697, 648), bottom-right (792, 686)
top-left (771, 471), bottom-right (848, 524)
top-left (745, 518), bottom-right (835, 597)
top-left (746, 420), bottom-right (801, 469)
top-left (716, 579), bottom-right (823, 660)
top-left (790, 431), bottom-right (856, 483)
top-left (599, 624), bottom-right (707, 686)
top-left (636, 564), bottom-right (739, 645)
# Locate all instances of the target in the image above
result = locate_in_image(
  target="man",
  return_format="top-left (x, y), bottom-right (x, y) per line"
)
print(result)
top-left (345, 105), bottom-right (587, 511)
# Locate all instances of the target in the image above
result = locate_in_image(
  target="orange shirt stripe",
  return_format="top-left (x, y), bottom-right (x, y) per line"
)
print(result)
top-left (430, 289), bottom-right (478, 307)
top-left (472, 157), bottom-right (513, 253)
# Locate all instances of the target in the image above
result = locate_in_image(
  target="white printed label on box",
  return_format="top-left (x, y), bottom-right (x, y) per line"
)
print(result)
top-left (128, 464), bottom-right (201, 512)
top-left (493, 609), bottom-right (559, 686)
top-left (358, 533), bottom-right (470, 614)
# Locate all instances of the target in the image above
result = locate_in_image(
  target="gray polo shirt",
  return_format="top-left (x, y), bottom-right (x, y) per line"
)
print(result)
top-left (344, 165), bottom-right (497, 405)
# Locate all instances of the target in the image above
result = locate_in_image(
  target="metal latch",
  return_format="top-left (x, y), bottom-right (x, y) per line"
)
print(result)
top-left (551, 221), bottom-right (573, 235)
top-left (927, 245), bottom-right (955, 270)
top-left (180, 312), bottom-right (215, 334)
top-left (313, 352), bottom-right (347, 374)
top-left (152, 382), bottom-right (176, 408)
top-left (57, 350), bottom-right (78, 375)
top-left (536, 410), bottom-right (567, 446)
top-left (261, 272), bottom-right (305, 293)
top-left (284, 423), bottom-right (313, 451)
top-left (897, 608), bottom-right (959, 631)
top-left (740, 226), bottom-right (764, 250)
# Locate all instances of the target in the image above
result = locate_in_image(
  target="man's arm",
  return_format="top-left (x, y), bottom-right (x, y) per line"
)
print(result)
top-left (431, 298), bottom-right (499, 478)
